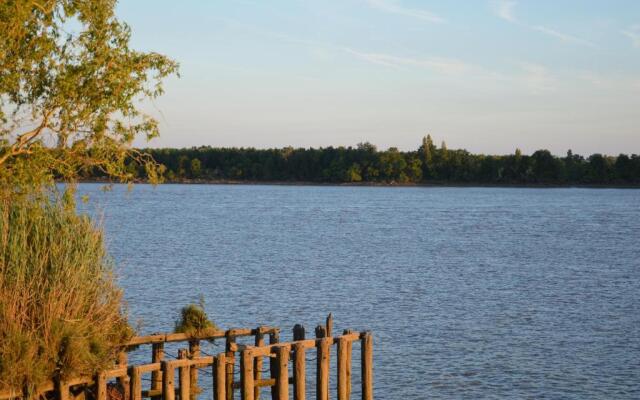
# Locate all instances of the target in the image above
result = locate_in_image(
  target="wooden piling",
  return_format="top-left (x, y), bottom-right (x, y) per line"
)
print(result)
top-left (316, 337), bottom-right (330, 400)
top-left (162, 361), bottom-right (175, 400)
top-left (130, 367), bottom-right (142, 400)
top-left (225, 332), bottom-right (236, 400)
top-left (326, 313), bottom-right (333, 337)
top-left (315, 325), bottom-right (327, 338)
top-left (343, 330), bottom-right (354, 399)
top-left (188, 341), bottom-right (199, 400)
top-left (55, 378), bottom-right (69, 400)
top-left (269, 331), bottom-right (280, 400)
top-left (361, 333), bottom-right (373, 400)
top-left (254, 331), bottom-right (265, 399)
top-left (213, 355), bottom-right (226, 400)
top-left (151, 342), bottom-right (164, 400)
top-left (275, 346), bottom-right (290, 400)
top-left (117, 351), bottom-right (130, 400)
top-left (240, 350), bottom-right (254, 400)
top-left (293, 324), bottom-right (306, 341)
top-left (293, 343), bottom-right (306, 400)
top-left (96, 373), bottom-right (107, 400)
top-left (337, 337), bottom-right (350, 400)
top-left (178, 350), bottom-right (190, 400)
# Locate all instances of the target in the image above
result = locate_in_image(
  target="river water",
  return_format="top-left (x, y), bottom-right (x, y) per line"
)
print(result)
top-left (78, 184), bottom-right (640, 399)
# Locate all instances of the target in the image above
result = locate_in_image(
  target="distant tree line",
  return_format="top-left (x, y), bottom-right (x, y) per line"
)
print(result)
top-left (100, 136), bottom-right (640, 185)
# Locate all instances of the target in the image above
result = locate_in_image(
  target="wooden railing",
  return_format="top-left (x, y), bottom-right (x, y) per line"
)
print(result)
top-left (0, 318), bottom-right (373, 400)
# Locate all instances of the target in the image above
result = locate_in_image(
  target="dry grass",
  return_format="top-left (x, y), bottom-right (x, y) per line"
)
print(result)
top-left (0, 192), bottom-right (132, 394)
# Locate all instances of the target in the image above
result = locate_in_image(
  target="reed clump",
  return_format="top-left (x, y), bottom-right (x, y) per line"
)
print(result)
top-left (0, 192), bottom-right (132, 394)
top-left (174, 301), bottom-right (217, 338)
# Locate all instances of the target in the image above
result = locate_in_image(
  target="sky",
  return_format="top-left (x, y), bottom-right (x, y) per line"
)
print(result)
top-left (116, 0), bottom-right (640, 156)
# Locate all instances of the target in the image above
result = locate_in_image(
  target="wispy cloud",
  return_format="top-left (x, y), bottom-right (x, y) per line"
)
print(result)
top-left (622, 24), bottom-right (640, 48)
top-left (492, 0), bottom-right (517, 22)
top-left (491, 1), bottom-right (595, 47)
top-left (519, 62), bottom-right (556, 94)
top-left (367, 0), bottom-right (444, 23)
top-left (343, 48), bottom-right (471, 74)
top-left (533, 26), bottom-right (595, 47)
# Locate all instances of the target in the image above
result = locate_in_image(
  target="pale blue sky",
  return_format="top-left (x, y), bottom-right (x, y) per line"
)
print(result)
top-left (117, 1), bottom-right (640, 155)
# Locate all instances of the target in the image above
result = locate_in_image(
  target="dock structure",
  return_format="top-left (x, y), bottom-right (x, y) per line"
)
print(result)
top-left (0, 317), bottom-right (373, 400)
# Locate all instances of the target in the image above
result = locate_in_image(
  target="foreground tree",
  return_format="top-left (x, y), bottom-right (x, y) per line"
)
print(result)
top-left (0, 0), bottom-right (177, 393)
top-left (0, 0), bottom-right (178, 193)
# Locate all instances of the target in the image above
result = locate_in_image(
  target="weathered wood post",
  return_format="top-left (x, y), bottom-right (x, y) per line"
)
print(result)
top-left (326, 314), bottom-right (333, 337)
top-left (254, 328), bottom-right (265, 399)
top-left (162, 361), bottom-right (176, 400)
top-left (337, 337), bottom-right (350, 400)
top-left (315, 325), bottom-right (327, 339)
top-left (151, 342), bottom-right (165, 400)
top-left (178, 349), bottom-right (190, 400)
top-left (130, 366), bottom-right (142, 400)
top-left (269, 330), bottom-right (280, 400)
top-left (55, 378), bottom-right (69, 400)
top-left (188, 340), bottom-right (199, 400)
top-left (293, 324), bottom-right (306, 341)
top-left (316, 337), bottom-right (330, 400)
top-left (275, 346), bottom-right (290, 400)
top-left (213, 354), bottom-right (227, 400)
top-left (361, 333), bottom-right (373, 400)
top-left (224, 331), bottom-right (236, 400)
top-left (343, 329), bottom-right (355, 398)
top-left (117, 351), bottom-right (131, 400)
top-left (240, 349), bottom-right (254, 400)
top-left (293, 342), bottom-right (306, 400)
top-left (96, 373), bottom-right (107, 400)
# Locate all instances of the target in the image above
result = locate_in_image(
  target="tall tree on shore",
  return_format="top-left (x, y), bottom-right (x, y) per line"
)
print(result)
top-left (0, 0), bottom-right (179, 194)
top-left (420, 134), bottom-right (435, 179)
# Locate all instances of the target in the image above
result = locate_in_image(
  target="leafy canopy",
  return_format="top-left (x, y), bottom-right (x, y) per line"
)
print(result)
top-left (0, 0), bottom-right (178, 194)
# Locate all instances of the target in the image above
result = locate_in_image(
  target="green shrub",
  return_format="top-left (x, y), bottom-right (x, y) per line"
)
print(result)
top-left (0, 192), bottom-right (132, 393)
top-left (174, 300), bottom-right (217, 338)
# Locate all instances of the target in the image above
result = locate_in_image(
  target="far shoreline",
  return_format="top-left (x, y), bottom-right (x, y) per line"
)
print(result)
top-left (77, 179), bottom-right (640, 189)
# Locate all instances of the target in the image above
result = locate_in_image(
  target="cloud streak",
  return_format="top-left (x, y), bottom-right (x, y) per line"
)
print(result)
top-left (622, 25), bottom-right (640, 48)
top-left (493, 0), bottom-right (517, 22)
top-left (533, 26), bottom-right (595, 47)
top-left (491, 1), bottom-right (595, 47)
top-left (367, 0), bottom-right (444, 23)
top-left (343, 48), bottom-right (471, 74)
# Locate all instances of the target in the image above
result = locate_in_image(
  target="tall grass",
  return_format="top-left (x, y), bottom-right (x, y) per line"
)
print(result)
top-left (0, 192), bottom-right (132, 394)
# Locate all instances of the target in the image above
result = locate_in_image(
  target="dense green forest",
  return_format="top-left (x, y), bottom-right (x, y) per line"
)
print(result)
top-left (110, 136), bottom-right (639, 185)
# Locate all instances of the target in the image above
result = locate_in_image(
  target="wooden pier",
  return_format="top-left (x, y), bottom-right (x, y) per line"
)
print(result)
top-left (0, 317), bottom-right (373, 400)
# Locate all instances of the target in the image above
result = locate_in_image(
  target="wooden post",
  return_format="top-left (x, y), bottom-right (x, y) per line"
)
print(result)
top-left (269, 331), bottom-right (280, 400)
top-left (117, 351), bottom-right (130, 400)
top-left (316, 338), bottom-right (330, 400)
top-left (361, 333), bottom-right (373, 400)
top-left (325, 313), bottom-right (333, 337)
top-left (343, 330), bottom-right (354, 399)
top-left (96, 373), bottom-right (107, 400)
top-left (315, 325), bottom-right (327, 338)
top-left (178, 350), bottom-right (190, 400)
top-left (254, 331), bottom-right (265, 400)
top-left (213, 354), bottom-right (226, 400)
top-left (293, 343), bottom-right (306, 400)
top-left (56, 378), bottom-right (69, 400)
top-left (337, 337), bottom-right (349, 400)
top-left (188, 340), bottom-right (199, 400)
top-left (275, 346), bottom-right (290, 400)
top-left (130, 367), bottom-right (142, 400)
top-left (162, 361), bottom-right (175, 400)
top-left (240, 350), bottom-right (254, 400)
top-left (293, 324), bottom-right (305, 341)
top-left (151, 342), bottom-right (165, 400)
top-left (225, 332), bottom-right (236, 400)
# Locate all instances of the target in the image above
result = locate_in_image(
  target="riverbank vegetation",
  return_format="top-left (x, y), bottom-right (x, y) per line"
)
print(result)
top-left (121, 136), bottom-right (640, 185)
top-left (0, 0), bottom-right (176, 394)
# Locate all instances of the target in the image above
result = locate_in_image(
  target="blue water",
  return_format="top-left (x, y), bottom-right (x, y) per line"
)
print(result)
top-left (78, 184), bottom-right (640, 399)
